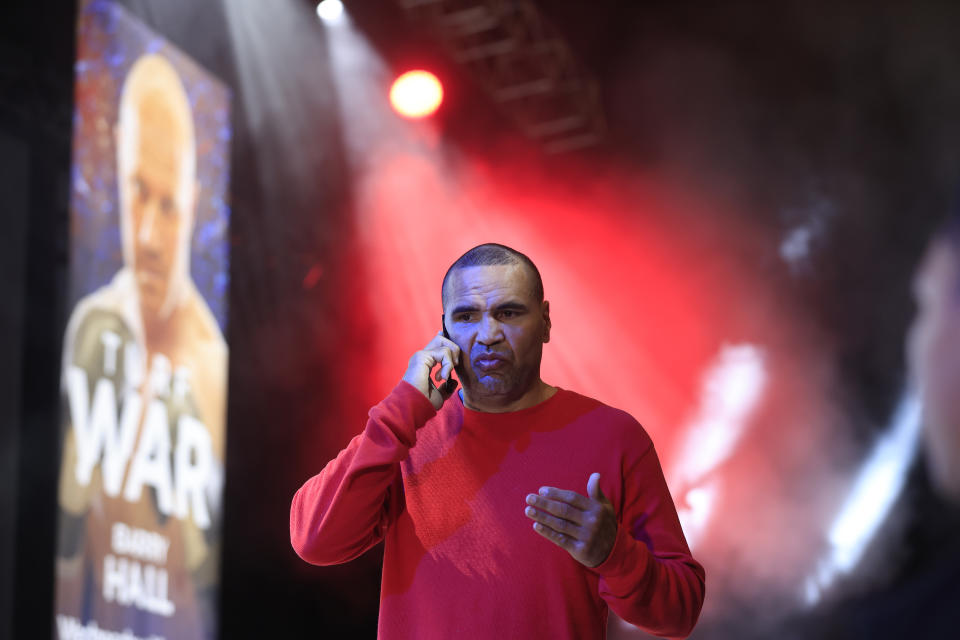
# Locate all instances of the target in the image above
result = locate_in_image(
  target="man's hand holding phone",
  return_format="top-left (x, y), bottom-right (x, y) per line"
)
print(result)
top-left (403, 331), bottom-right (461, 410)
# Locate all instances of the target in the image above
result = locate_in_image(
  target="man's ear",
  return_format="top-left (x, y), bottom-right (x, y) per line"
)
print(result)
top-left (542, 300), bottom-right (551, 343)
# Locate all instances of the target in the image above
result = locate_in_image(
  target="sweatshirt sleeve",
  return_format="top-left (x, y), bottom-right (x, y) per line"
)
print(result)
top-left (591, 437), bottom-right (706, 639)
top-left (290, 381), bottom-right (437, 565)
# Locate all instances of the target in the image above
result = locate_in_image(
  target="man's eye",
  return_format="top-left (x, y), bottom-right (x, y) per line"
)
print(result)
top-left (501, 310), bottom-right (515, 318)
top-left (457, 313), bottom-right (473, 322)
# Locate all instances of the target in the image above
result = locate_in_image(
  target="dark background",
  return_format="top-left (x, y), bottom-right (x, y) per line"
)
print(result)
top-left (3, 1), bottom-right (960, 638)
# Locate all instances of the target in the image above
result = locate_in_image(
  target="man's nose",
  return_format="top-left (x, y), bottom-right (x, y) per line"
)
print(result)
top-left (476, 315), bottom-right (504, 346)
top-left (137, 200), bottom-right (159, 247)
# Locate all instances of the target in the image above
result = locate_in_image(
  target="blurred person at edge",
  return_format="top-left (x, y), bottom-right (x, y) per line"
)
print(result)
top-left (801, 209), bottom-right (960, 640)
top-left (290, 243), bottom-right (704, 640)
top-left (908, 211), bottom-right (960, 504)
top-left (55, 54), bottom-right (226, 639)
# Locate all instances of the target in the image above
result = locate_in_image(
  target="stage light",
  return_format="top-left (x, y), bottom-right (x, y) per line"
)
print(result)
top-left (316, 0), bottom-right (344, 23)
top-left (389, 70), bottom-right (443, 119)
top-left (803, 390), bottom-right (922, 606)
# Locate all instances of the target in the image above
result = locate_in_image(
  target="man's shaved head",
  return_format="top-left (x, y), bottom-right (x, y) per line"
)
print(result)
top-left (117, 54), bottom-right (196, 215)
top-left (116, 54), bottom-right (198, 323)
top-left (442, 243), bottom-right (544, 308)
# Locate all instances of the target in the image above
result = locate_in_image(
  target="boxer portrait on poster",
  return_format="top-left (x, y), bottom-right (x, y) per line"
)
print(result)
top-left (54, 4), bottom-right (231, 639)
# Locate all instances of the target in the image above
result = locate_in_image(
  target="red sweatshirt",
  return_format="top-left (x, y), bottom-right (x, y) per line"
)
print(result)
top-left (290, 381), bottom-right (705, 639)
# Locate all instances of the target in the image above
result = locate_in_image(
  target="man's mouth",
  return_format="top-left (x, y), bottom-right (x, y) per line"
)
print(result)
top-left (474, 355), bottom-right (508, 372)
top-left (135, 267), bottom-right (167, 300)
top-left (136, 264), bottom-right (165, 284)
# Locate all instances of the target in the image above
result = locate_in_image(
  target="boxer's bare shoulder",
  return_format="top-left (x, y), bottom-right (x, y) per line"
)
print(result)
top-left (178, 282), bottom-right (228, 458)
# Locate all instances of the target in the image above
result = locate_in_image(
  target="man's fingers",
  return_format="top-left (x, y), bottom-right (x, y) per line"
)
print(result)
top-left (528, 480), bottom-right (618, 568)
top-left (426, 347), bottom-right (456, 381)
top-left (428, 334), bottom-right (462, 363)
top-left (525, 493), bottom-right (585, 525)
top-left (537, 486), bottom-right (592, 511)
top-left (531, 521), bottom-right (578, 552)
top-left (524, 505), bottom-right (581, 537)
top-left (403, 339), bottom-right (460, 408)
top-left (587, 472), bottom-right (609, 504)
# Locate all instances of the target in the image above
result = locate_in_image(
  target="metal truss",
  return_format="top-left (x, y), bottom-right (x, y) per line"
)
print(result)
top-left (394, 0), bottom-right (605, 153)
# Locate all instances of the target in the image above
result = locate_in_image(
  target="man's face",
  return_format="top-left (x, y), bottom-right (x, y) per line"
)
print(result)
top-left (907, 239), bottom-right (960, 501)
top-left (444, 264), bottom-right (550, 405)
top-left (118, 89), bottom-right (194, 322)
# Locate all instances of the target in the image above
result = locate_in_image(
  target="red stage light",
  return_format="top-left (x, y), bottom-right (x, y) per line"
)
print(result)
top-left (389, 70), bottom-right (443, 119)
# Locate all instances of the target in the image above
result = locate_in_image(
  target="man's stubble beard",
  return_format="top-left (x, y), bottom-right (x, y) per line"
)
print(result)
top-left (457, 362), bottom-right (538, 404)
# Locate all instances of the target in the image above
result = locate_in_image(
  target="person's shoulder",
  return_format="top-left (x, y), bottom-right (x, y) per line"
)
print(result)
top-left (556, 388), bottom-right (641, 423)
top-left (555, 388), bottom-right (652, 449)
top-left (183, 281), bottom-right (226, 353)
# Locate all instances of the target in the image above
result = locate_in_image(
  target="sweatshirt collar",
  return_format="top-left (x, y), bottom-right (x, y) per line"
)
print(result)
top-left (456, 385), bottom-right (566, 440)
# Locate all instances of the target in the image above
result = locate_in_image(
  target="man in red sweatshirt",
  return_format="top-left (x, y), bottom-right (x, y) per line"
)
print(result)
top-left (290, 243), bottom-right (705, 639)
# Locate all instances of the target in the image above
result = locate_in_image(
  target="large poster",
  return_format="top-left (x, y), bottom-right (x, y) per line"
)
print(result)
top-left (54, 2), bottom-right (231, 639)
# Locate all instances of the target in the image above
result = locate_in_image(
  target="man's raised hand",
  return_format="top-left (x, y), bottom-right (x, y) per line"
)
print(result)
top-left (402, 331), bottom-right (461, 410)
top-left (524, 472), bottom-right (618, 568)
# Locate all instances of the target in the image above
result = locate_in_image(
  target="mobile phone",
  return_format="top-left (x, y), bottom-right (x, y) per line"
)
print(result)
top-left (440, 314), bottom-right (458, 393)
